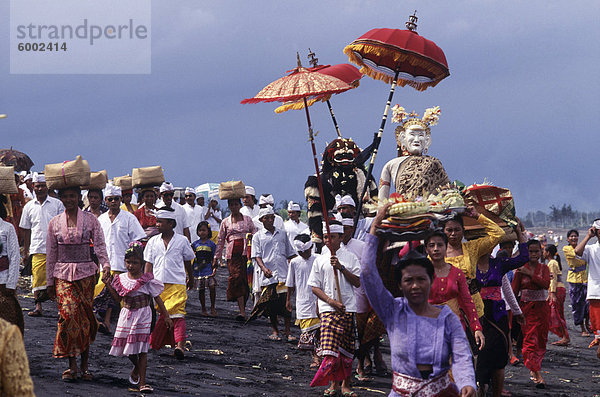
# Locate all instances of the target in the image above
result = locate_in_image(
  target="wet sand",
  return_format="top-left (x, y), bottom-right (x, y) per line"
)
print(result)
top-left (18, 266), bottom-right (600, 396)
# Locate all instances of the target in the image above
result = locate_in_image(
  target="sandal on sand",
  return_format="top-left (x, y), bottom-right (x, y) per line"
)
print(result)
top-left (342, 391), bottom-right (358, 397)
top-left (62, 369), bottom-right (78, 382)
top-left (534, 381), bottom-right (546, 389)
top-left (235, 314), bottom-right (246, 322)
top-left (552, 340), bottom-right (570, 346)
top-left (509, 356), bottom-right (520, 366)
top-left (268, 334), bottom-right (282, 341)
top-left (588, 338), bottom-right (599, 348)
top-left (28, 309), bottom-right (43, 317)
top-left (286, 335), bottom-right (297, 342)
top-left (129, 373), bottom-right (140, 385)
top-left (354, 373), bottom-right (372, 382)
top-left (323, 388), bottom-right (338, 397)
top-left (174, 347), bottom-right (185, 360)
top-left (80, 370), bottom-right (93, 381)
top-left (139, 384), bottom-right (154, 393)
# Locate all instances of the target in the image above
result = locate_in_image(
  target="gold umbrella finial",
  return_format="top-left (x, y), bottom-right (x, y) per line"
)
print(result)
top-left (406, 10), bottom-right (418, 31)
top-left (307, 48), bottom-right (319, 68)
top-left (296, 52), bottom-right (302, 68)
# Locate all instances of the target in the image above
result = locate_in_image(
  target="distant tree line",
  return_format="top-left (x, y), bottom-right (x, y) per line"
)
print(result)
top-left (522, 204), bottom-right (600, 228)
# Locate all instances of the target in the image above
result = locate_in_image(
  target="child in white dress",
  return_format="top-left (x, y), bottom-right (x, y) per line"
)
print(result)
top-left (105, 242), bottom-right (171, 393)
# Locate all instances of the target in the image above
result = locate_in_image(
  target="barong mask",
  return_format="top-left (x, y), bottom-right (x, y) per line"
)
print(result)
top-left (392, 105), bottom-right (440, 156)
top-left (324, 138), bottom-right (360, 172)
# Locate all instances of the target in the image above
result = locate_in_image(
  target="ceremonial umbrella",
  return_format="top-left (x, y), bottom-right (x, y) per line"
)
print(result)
top-left (343, 12), bottom-right (450, 227)
top-left (0, 147), bottom-right (34, 172)
top-left (242, 54), bottom-right (354, 304)
top-left (275, 50), bottom-right (363, 138)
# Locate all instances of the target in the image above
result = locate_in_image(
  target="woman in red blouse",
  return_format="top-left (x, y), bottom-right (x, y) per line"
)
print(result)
top-left (512, 239), bottom-right (550, 389)
top-left (134, 188), bottom-right (159, 243)
top-left (425, 231), bottom-right (485, 351)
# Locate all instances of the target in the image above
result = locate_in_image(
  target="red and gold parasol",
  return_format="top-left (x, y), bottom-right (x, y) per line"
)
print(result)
top-left (343, 12), bottom-right (450, 229)
top-left (274, 50), bottom-right (363, 137)
top-left (242, 54), bottom-right (354, 303)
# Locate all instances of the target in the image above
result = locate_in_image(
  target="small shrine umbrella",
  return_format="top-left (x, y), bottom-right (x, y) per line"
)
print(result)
top-left (343, 12), bottom-right (450, 227)
top-left (275, 50), bottom-right (363, 137)
top-left (242, 54), bottom-right (353, 304)
top-left (0, 147), bottom-right (34, 172)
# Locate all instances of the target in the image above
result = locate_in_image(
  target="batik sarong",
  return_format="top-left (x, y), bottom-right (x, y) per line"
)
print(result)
top-left (296, 317), bottom-right (320, 351)
top-left (0, 292), bottom-right (24, 335)
top-left (392, 371), bottom-right (459, 397)
top-left (53, 276), bottom-right (98, 357)
top-left (310, 312), bottom-right (355, 387)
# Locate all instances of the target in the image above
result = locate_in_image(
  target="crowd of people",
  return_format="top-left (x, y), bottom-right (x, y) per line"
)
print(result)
top-left (1, 169), bottom-right (600, 397)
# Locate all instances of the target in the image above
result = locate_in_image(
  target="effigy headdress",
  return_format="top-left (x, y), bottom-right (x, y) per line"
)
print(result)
top-left (391, 105), bottom-right (441, 135)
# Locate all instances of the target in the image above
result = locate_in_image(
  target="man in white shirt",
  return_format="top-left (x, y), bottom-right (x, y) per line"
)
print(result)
top-left (240, 185), bottom-right (260, 219)
top-left (307, 220), bottom-right (360, 397)
top-left (252, 194), bottom-right (284, 230)
top-left (96, 185), bottom-right (146, 332)
top-left (575, 219), bottom-right (600, 357)
top-left (286, 233), bottom-right (320, 367)
top-left (251, 207), bottom-right (296, 340)
top-left (284, 201), bottom-right (309, 247)
top-left (182, 187), bottom-right (205, 242)
top-left (19, 172), bottom-right (65, 316)
top-left (19, 173), bottom-right (35, 202)
top-left (159, 182), bottom-right (191, 242)
top-left (145, 208), bottom-right (195, 359)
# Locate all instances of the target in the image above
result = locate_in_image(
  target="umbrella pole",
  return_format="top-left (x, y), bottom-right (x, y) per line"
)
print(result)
top-left (353, 69), bottom-right (400, 234)
top-left (303, 97), bottom-right (343, 304)
top-left (325, 99), bottom-right (342, 138)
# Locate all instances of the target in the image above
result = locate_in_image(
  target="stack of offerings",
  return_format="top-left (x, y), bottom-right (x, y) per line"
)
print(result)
top-left (0, 166), bottom-right (18, 194)
top-left (132, 166), bottom-right (164, 189)
top-left (82, 170), bottom-right (108, 190)
top-left (218, 180), bottom-right (245, 200)
top-left (376, 189), bottom-right (465, 241)
top-left (44, 155), bottom-right (91, 190)
top-left (113, 174), bottom-right (133, 191)
top-left (462, 183), bottom-right (517, 240)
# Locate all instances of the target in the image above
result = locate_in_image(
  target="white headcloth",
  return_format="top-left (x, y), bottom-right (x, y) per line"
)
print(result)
top-left (104, 184), bottom-right (122, 197)
top-left (323, 222), bottom-right (344, 235)
top-left (287, 202), bottom-right (301, 212)
top-left (245, 186), bottom-right (256, 196)
top-left (294, 239), bottom-right (313, 253)
top-left (160, 182), bottom-right (174, 193)
top-left (259, 194), bottom-right (274, 205)
top-left (258, 206), bottom-right (275, 219)
top-left (32, 172), bottom-right (45, 183)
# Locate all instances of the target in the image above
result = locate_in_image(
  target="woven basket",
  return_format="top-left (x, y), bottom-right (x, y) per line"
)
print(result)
top-left (82, 170), bottom-right (108, 190)
top-left (45, 155), bottom-right (91, 190)
top-left (219, 180), bottom-right (245, 200)
top-left (132, 166), bottom-right (164, 188)
top-left (0, 166), bottom-right (18, 194)
top-left (113, 174), bottom-right (133, 190)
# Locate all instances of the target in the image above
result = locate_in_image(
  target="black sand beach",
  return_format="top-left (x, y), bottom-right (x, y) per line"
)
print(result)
top-left (18, 263), bottom-right (600, 397)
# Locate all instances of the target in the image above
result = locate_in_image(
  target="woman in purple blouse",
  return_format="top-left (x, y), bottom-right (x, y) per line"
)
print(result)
top-left (361, 204), bottom-right (476, 397)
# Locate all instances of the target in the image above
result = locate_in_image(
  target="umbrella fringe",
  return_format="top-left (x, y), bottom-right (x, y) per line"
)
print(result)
top-left (241, 90), bottom-right (345, 105)
top-left (274, 98), bottom-right (321, 113)
top-left (343, 44), bottom-right (447, 90)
